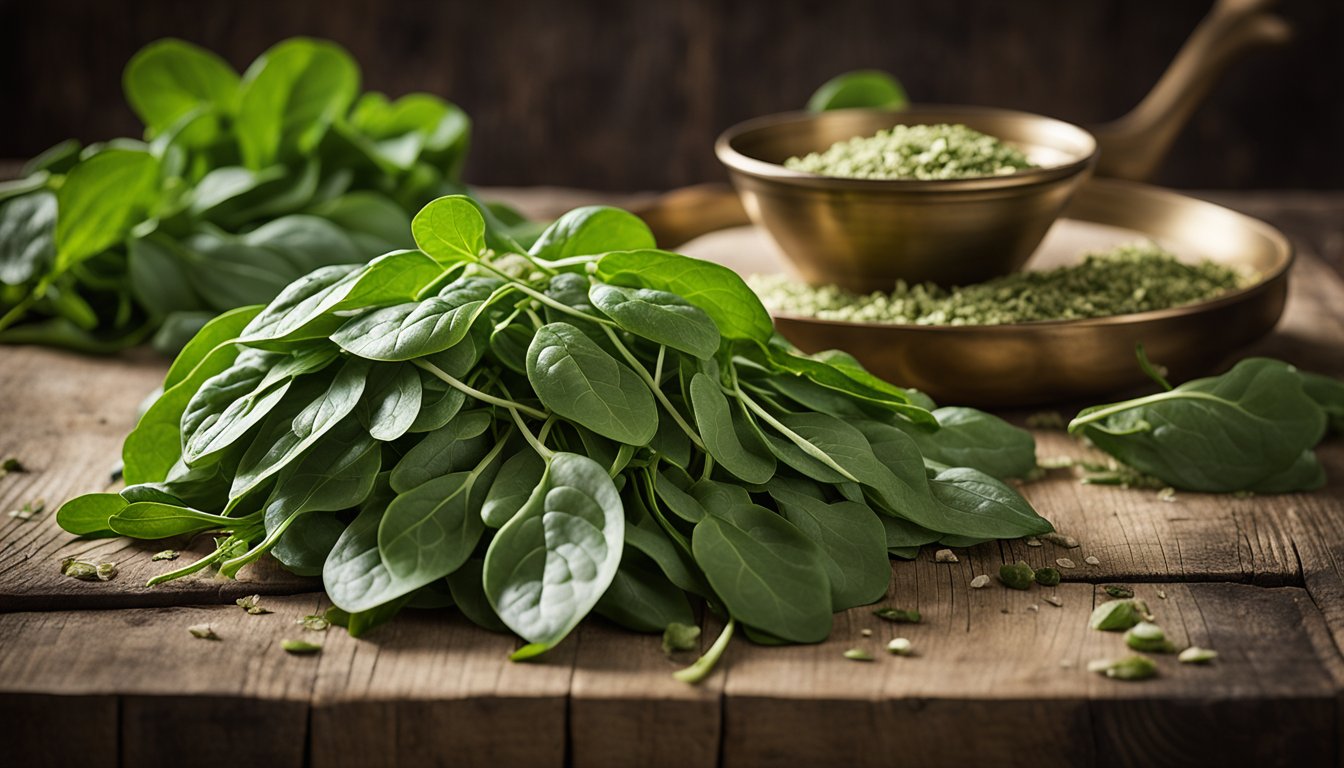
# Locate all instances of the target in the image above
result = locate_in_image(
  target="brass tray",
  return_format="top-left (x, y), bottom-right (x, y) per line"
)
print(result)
top-left (671, 179), bottom-right (1292, 407)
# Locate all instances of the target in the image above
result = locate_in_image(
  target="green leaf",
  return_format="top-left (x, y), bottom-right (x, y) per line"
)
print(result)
top-left (55, 149), bottom-right (161, 268)
top-left (807, 70), bottom-right (908, 112)
top-left (109, 502), bottom-right (242, 539)
top-left (691, 502), bottom-right (833, 643)
top-left (595, 249), bottom-right (772, 342)
top-left (411, 194), bottom-right (486, 263)
top-left (589, 283), bottom-right (720, 359)
top-left (483, 453), bottom-right (624, 656)
top-left (595, 550), bottom-right (696, 633)
top-left (123, 38), bottom-right (240, 139)
top-left (688, 372), bottom-right (775, 484)
top-left (446, 558), bottom-right (510, 633)
top-left (231, 358), bottom-right (371, 501)
top-left (377, 469), bottom-right (490, 587)
top-left (767, 478), bottom-right (890, 610)
top-left (128, 235), bottom-right (205, 316)
top-left (236, 38), bottom-right (359, 169)
top-left (1070, 358), bottom-right (1327, 492)
top-left (482, 449), bottom-right (546, 528)
top-left (346, 92), bottom-right (470, 173)
top-left (309, 191), bottom-right (415, 254)
top-left (891, 407), bottom-right (1037, 480)
top-left (528, 206), bottom-right (655, 260)
top-left (390, 410), bottom-right (493, 493)
top-left (241, 249), bottom-right (443, 344)
top-left (55, 493), bottom-right (128, 537)
top-left (926, 467), bottom-right (1051, 539)
top-left (527, 322), bottom-right (658, 445)
top-left (0, 191), bottom-right (57, 286)
top-left (164, 304), bottom-right (263, 390)
top-left (332, 277), bottom-right (498, 361)
top-left (358, 364), bottom-right (423, 442)
top-left (324, 504), bottom-right (423, 614)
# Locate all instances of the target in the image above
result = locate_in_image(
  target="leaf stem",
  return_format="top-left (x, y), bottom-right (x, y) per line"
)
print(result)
top-left (600, 324), bottom-right (706, 452)
top-left (508, 404), bottom-right (555, 461)
top-left (534, 254), bottom-right (599, 270)
top-left (673, 618), bottom-right (735, 684)
top-left (732, 373), bottom-right (860, 483)
top-left (1067, 390), bottom-right (1230, 433)
top-left (414, 359), bottom-right (548, 420)
top-left (473, 261), bottom-right (615, 328)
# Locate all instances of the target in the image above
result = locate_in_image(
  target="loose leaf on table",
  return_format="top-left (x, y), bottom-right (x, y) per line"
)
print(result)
top-left (1070, 358), bottom-right (1328, 492)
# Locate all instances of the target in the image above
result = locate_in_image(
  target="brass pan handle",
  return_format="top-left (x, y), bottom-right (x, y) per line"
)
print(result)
top-left (1092, 0), bottom-right (1292, 181)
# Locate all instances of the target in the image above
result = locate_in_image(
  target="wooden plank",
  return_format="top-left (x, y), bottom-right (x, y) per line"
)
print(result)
top-left (718, 565), bottom-right (1340, 767)
top-left (1, 594), bottom-right (326, 768)
top-left (569, 613), bottom-right (726, 768)
top-left (308, 609), bottom-right (575, 768)
top-left (0, 345), bottom-right (316, 609)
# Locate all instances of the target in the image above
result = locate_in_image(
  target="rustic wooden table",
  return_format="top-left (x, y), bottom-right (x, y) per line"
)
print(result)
top-left (2, 190), bottom-right (1342, 768)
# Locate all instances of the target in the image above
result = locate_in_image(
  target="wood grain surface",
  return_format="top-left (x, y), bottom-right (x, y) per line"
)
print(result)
top-left (1, 189), bottom-right (1341, 766)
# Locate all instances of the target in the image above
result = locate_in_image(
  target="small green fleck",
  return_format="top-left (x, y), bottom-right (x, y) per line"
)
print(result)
top-left (1124, 621), bottom-right (1176, 653)
top-left (1088, 654), bottom-right (1158, 681)
top-left (843, 647), bottom-right (874, 661)
top-left (1089, 599), bottom-right (1152, 632)
top-left (299, 615), bottom-right (331, 632)
top-left (151, 550), bottom-right (179, 562)
top-left (236, 595), bottom-right (272, 615)
top-left (1033, 567), bottom-right (1061, 587)
top-left (873, 607), bottom-right (921, 623)
top-left (95, 562), bottom-right (117, 581)
top-left (886, 637), bottom-right (913, 656)
top-left (61, 558), bottom-right (99, 581)
top-left (1103, 585), bottom-right (1134, 599)
top-left (8, 497), bottom-right (45, 521)
top-left (281, 639), bottom-right (322, 655)
top-left (662, 622), bottom-right (701, 655)
top-left (188, 623), bottom-right (219, 640)
top-left (1, 457), bottom-right (26, 474)
top-left (1041, 532), bottom-right (1080, 548)
top-left (1178, 646), bottom-right (1218, 664)
top-left (998, 561), bottom-right (1035, 590)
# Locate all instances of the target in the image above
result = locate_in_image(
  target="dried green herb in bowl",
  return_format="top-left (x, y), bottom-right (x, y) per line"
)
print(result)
top-left (784, 123), bottom-right (1035, 180)
top-left (751, 242), bottom-right (1249, 325)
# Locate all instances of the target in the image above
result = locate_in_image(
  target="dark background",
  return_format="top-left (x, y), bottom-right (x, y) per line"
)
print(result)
top-left (1, 0), bottom-right (1339, 191)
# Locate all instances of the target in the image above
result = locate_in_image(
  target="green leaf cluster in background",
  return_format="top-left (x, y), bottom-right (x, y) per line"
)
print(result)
top-left (0, 37), bottom-right (535, 353)
top-left (807, 70), bottom-right (908, 112)
top-left (1070, 356), bottom-right (1344, 493)
top-left (57, 195), bottom-right (1048, 676)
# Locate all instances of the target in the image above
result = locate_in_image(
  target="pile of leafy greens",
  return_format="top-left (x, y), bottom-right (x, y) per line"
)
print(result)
top-left (0, 37), bottom-right (531, 353)
top-left (57, 195), bottom-right (1049, 676)
top-left (1070, 355), bottom-right (1344, 493)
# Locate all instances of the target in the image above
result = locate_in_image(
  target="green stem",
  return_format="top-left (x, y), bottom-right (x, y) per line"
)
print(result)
top-left (535, 254), bottom-right (599, 270)
top-left (732, 373), bottom-right (860, 483)
top-left (0, 280), bottom-right (46, 333)
top-left (414, 359), bottom-right (548, 420)
top-left (600, 325), bottom-right (707, 452)
top-left (508, 405), bottom-right (555, 461)
top-left (1067, 390), bottom-right (1221, 433)
top-left (673, 618), bottom-right (735, 684)
top-left (474, 261), bottom-right (615, 328)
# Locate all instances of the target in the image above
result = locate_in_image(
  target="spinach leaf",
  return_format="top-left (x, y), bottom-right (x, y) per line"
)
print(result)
top-left (594, 249), bottom-right (772, 342)
top-left (446, 558), bottom-right (510, 632)
top-left (0, 192), bottom-right (56, 286)
top-left (527, 322), bottom-right (658, 445)
top-left (123, 39), bottom-right (239, 140)
top-left (411, 194), bottom-right (486, 263)
top-left (767, 478), bottom-right (890, 610)
top-left (358, 364), bottom-right (422, 441)
top-left (332, 277), bottom-right (498, 361)
top-left (389, 410), bottom-right (493, 493)
top-left (688, 372), bottom-right (775, 484)
top-left (589, 283), bottom-right (720, 359)
top-left (236, 38), bottom-right (359, 169)
top-left (55, 149), bottom-right (160, 268)
top-left (1071, 358), bottom-right (1327, 492)
top-left (807, 70), bottom-right (908, 112)
top-left (891, 407), bottom-right (1037, 480)
top-left (528, 206), bottom-right (655, 260)
top-left (481, 449), bottom-right (546, 528)
top-left (377, 468), bottom-right (490, 588)
top-left (483, 453), bottom-right (624, 657)
top-left (55, 493), bottom-right (128, 537)
top-left (692, 502), bottom-right (832, 643)
top-left (595, 550), bottom-right (696, 633)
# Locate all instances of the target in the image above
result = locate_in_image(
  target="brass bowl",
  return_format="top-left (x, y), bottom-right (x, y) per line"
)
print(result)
top-left (715, 106), bottom-right (1097, 292)
top-left (769, 180), bottom-right (1293, 407)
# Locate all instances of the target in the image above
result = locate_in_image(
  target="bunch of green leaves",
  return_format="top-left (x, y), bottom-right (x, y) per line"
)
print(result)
top-left (1069, 351), bottom-right (1344, 493)
top-left (0, 37), bottom-right (531, 353)
top-left (56, 195), bottom-right (1048, 677)
top-left (807, 70), bottom-right (908, 112)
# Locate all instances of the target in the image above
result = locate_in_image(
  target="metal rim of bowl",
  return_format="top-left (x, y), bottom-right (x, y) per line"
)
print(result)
top-left (714, 105), bottom-right (1100, 193)
top-left (763, 178), bottom-right (1295, 334)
